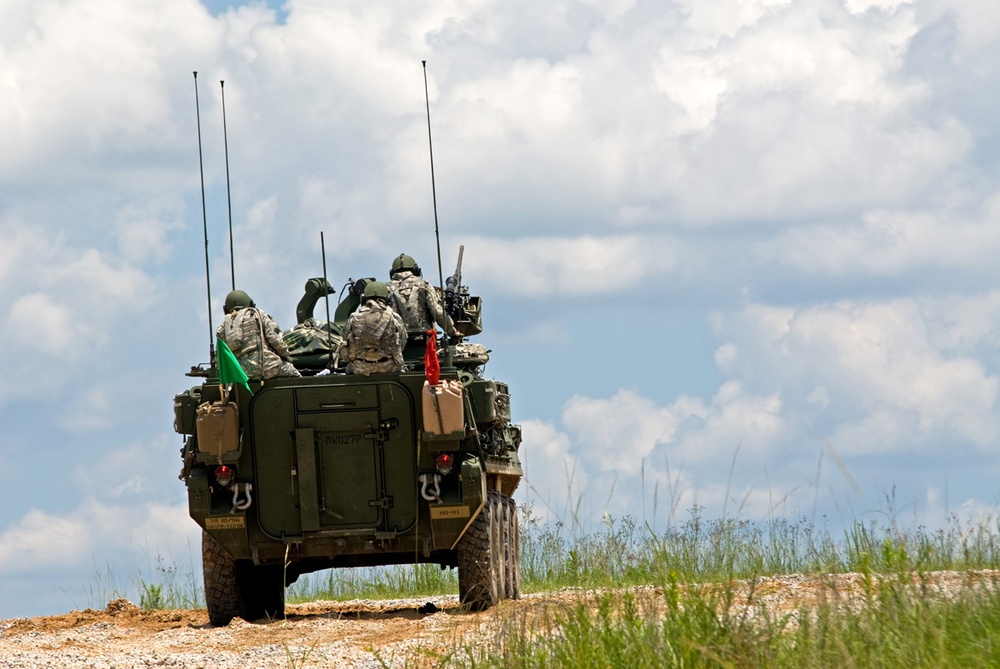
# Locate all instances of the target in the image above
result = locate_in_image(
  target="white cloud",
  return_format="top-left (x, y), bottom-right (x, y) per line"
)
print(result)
top-left (61, 384), bottom-right (115, 434)
top-left (73, 442), bottom-right (170, 495)
top-left (0, 0), bottom-right (210, 183)
top-left (0, 498), bottom-right (196, 575)
top-left (920, 289), bottom-right (1000, 354)
top-left (667, 382), bottom-right (785, 463)
top-left (563, 390), bottom-right (683, 476)
top-left (714, 342), bottom-right (739, 372)
top-left (940, 0), bottom-right (1000, 54)
top-left (0, 508), bottom-right (91, 571)
top-left (717, 297), bottom-right (1000, 452)
top-left (558, 384), bottom-right (784, 477)
top-left (666, 0), bottom-right (918, 110)
top-left (761, 204), bottom-right (1000, 277)
top-left (7, 292), bottom-right (75, 351)
top-left (519, 400), bottom-right (814, 529)
top-left (466, 234), bottom-right (680, 297)
top-left (518, 419), bottom-right (588, 521)
top-left (843, 0), bottom-right (911, 14)
top-left (676, 0), bottom-right (793, 47)
top-left (0, 209), bottom-right (160, 404)
top-left (115, 199), bottom-right (185, 264)
top-left (521, 290), bottom-right (1000, 526)
top-left (653, 53), bottom-right (729, 134)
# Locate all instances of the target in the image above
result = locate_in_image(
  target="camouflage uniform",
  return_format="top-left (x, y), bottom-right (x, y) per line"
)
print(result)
top-left (338, 300), bottom-right (407, 375)
top-left (387, 271), bottom-right (455, 335)
top-left (217, 307), bottom-right (301, 380)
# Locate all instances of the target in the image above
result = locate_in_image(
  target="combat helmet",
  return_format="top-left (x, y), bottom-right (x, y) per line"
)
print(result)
top-left (224, 289), bottom-right (252, 314)
top-left (390, 253), bottom-right (421, 277)
top-left (363, 281), bottom-right (390, 302)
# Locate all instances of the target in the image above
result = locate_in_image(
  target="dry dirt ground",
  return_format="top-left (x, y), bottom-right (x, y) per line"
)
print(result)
top-left (4, 570), bottom-right (998, 668)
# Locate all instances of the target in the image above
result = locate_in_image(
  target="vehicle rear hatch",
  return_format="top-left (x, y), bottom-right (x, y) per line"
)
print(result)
top-left (249, 380), bottom-right (417, 540)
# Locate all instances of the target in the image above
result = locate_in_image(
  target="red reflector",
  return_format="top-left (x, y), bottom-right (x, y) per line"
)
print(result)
top-left (215, 465), bottom-right (234, 487)
top-left (435, 453), bottom-right (454, 474)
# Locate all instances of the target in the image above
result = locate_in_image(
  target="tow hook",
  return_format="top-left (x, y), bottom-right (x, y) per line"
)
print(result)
top-left (418, 474), bottom-right (442, 505)
top-left (230, 482), bottom-right (253, 513)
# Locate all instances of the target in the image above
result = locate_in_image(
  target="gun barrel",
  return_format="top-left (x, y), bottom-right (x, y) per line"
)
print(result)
top-left (454, 245), bottom-right (464, 278)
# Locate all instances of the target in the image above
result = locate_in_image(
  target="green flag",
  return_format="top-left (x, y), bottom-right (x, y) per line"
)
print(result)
top-left (217, 338), bottom-right (252, 395)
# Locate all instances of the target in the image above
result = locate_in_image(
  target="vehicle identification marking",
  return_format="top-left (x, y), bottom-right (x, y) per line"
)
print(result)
top-left (205, 515), bottom-right (246, 530)
top-left (430, 505), bottom-right (470, 520)
top-left (320, 434), bottom-right (364, 447)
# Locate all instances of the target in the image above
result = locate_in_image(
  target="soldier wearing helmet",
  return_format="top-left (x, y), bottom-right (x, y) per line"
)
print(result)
top-left (218, 289), bottom-right (301, 379)
top-left (338, 281), bottom-right (407, 375)
top-left (386, 253), bottom-right (455, 336)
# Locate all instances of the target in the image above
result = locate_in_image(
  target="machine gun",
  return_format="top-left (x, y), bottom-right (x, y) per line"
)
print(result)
top-left (443, 245), bottom-right (482, 337)
top-left (444, 245), bottom-right (465, 322)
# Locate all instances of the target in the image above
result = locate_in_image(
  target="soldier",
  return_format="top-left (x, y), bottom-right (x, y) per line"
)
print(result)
top-left (217, 290), bottom-right (301, 379)
top-left (338, 281), bottom-right (407, 375)
top-left (386, 253), bottom-right (455, 335)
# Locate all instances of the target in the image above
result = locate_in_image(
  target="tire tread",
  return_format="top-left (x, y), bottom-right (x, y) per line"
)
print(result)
top-left (202, 531), bottom-right (239, 627)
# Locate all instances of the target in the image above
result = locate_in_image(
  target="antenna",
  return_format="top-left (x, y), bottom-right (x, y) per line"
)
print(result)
top-left (422, 61), bottom-right (446, 294)
top-left (194, 72), bottom-right (216, 366)
top-left (422, 61), bottom-right (453, 367)
top-left (221, 80), bottom-right (235, 290)
top-left (321, 231), bottom-right (334, 368)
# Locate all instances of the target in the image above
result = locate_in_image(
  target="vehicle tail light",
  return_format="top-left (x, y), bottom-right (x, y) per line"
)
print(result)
top-left (215, 465), bottom-right (234, 487)
top-left (435, 453), bottom-right (454, 475)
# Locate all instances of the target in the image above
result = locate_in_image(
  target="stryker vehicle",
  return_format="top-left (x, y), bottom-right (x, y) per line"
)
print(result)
top-left (173, 253), bottom-right (523, 626)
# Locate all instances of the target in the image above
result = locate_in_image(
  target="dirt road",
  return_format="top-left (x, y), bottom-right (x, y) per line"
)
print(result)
top-left (3, 571), bottom-right (996, 668)
top-left (2, 593), bottom-right (483, 668)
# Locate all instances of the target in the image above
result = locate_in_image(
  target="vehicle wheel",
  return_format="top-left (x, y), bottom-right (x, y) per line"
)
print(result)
top-left (491, 491), bottom-right (506, 600)
top-left (457, 492), bottom-right (499, 610)
top-left (504, 495), bottom-right (521, 600)
top-left (236, 562), bottom-right (285, 622)
top-left (202, 531), bottom-right (239, 627)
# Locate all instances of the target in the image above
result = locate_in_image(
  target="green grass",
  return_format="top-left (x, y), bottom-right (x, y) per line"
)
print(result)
top-left (435, 574), bottom-right (1000, 668)
top-left (83, 539), bottom-right (202, 612)
top-left (118, 504), bottom-right (1000, 608)
top-left (515, 505), bottom-right (1000, 592)
top-left (286, 562), bottom-right (458, 603)
top-left (93, 504), bottom-right (1000, 667)
top-left (413, 505), bottom-right (1000, 668)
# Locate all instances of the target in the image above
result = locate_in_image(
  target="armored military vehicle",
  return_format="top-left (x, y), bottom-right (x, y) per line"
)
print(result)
top-left (173, 256), bottom-right (523, 625)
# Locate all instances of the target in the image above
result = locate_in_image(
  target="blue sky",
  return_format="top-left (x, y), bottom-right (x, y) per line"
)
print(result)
top-left (3, 0), bottom-right (1000, 618)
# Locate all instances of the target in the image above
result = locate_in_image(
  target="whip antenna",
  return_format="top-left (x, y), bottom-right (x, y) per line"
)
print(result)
top-left (194, 72), bottom-right (216, 366)
top-left (321, 231), bottom-right (334, 368)
top-left (221, 80), bottom-right (236, 290)
top-left (422, 61), bottom-right (445, 294)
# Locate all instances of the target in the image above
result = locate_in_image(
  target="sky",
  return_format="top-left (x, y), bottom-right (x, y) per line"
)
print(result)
top-left (2, 0), bottom-right (1000, 619)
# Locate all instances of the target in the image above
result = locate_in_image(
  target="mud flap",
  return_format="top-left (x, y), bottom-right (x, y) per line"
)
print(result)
top-left (429, 457), bottom-right (486, 550)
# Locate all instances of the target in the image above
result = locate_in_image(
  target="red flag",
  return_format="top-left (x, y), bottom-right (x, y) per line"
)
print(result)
top-left (424, 329), bottom-right (440, 386)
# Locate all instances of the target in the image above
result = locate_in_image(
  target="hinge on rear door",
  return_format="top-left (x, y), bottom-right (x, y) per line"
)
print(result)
top-left (368, 495), bottom-right (394, 509)
top-left (365, 418), bottom-right (399, 444)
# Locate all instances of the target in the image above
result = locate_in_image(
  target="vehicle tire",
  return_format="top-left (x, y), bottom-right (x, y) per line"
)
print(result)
top-left (202, 531), bottom-right (239, 627)
top-left (236, 562), bottom-right (285, 622)
top-left (457, 492), bottom-right (499, 610)
top-left (504, 495), bottom-right (521, 600)
top-left (491, 491), bottom-right (506, 600)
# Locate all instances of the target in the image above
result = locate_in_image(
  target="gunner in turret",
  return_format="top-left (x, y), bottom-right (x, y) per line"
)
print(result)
top-left (386, 253), bottom-right (455, 336)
